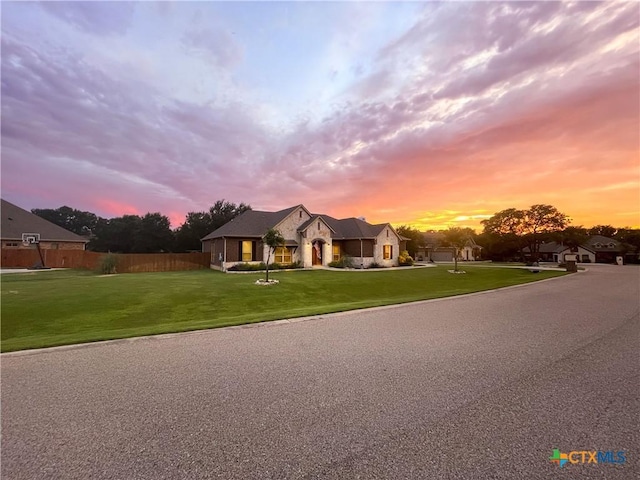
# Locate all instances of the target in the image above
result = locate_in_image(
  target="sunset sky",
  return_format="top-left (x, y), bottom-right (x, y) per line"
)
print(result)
top-left (2, 1), bottom-right (639, 231)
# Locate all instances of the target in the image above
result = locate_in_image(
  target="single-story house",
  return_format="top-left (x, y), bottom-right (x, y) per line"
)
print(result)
top-left (414, 232), bottom-right (482, 262)
top-left (1, 199), bottom-right (88, 250)
top-left (582, 235), bottom-right (623, 264)
top-left (525, 235), bottom-right (625, 264)
top-left (201, 204), bottom-right (405, 270)
top-left (524, 242), bottom-right (596, 263)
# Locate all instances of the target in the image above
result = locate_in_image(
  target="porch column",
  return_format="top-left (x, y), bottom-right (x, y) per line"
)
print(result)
top-left (323, 242), bottom-right (332, 266)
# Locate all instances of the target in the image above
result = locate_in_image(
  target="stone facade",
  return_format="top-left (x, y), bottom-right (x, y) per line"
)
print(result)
top-left (203, 204), bottom-right (404, 271)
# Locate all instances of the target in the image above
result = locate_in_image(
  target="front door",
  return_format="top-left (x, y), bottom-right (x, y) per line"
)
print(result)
top-left (312, 241), bottom-right (322, 265)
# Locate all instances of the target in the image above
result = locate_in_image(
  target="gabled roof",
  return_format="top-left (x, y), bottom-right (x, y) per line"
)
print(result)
top-left (201, 204), bottom-right (400, 241)
top-left (318, 215), bottom-right (385, 239)
top-left (201, 205), bottom-right (300, 240)
top-left (1, 199), bottom-right (88, 243)
top-left (297, 215), bottom-right (337, 234)
top-left (584, 235), bottom-right (622, 252)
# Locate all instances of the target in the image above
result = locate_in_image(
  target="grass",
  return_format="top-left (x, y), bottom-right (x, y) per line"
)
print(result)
top-left (1, 266), bottom-right (568, 352)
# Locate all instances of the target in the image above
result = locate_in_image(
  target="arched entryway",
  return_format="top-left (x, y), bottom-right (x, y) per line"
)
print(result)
top-left (311, 239), bottom-right (325, 266)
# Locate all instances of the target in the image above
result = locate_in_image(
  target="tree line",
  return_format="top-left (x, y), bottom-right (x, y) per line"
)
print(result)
top-left (32, 200), bottom-right (251, 253)
top-left (34, 201), bottom-right (640, 260)
top-left (396, 204), bottom-right (640, 262)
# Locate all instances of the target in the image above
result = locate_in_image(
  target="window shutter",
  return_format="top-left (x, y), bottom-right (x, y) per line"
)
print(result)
top-left (252, 241), bottom-right (257, 260)
top-left (239, 241), bottom-right (243, 260)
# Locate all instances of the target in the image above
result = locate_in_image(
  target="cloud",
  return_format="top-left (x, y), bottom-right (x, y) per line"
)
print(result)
top-left (182, 26), bottom-right (244, 70)
top-left (2, 1), bottom-right (638, 231)
top-left (39, 1), bottom-right (135, 36)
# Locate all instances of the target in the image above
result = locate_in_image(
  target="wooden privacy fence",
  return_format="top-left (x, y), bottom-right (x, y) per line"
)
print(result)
top-left (1, 249), bottom-right (210, 273)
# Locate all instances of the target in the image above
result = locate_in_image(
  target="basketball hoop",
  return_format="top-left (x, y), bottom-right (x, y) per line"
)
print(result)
top-left (21, 233), bottom-right (41, 245)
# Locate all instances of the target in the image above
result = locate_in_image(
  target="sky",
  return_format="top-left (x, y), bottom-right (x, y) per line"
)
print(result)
top-left (1, 1), bottom-right (639, 231)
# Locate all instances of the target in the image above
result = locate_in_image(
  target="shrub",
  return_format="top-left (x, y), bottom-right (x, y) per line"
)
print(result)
top-left (228, 262), bottom-right (266, 271)
top-left (329, 255), bottom-right (354, 268)
top-left (228, 261), bottom-right (304, 271)
top-left (99, 253), bottom-right (118, 274)
top-left (398, 250), bottom-right (414, 266)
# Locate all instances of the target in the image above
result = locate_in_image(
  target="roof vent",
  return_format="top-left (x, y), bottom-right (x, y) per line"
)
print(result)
top-left (357, 216), bottom-right (366, 221)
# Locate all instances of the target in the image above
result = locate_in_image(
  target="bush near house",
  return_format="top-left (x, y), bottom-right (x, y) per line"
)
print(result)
top-left (398, 250), bottom-right (414, 266)
top-left (227, 261), bottom-right (303, 272)
top-left (328, 255), bottom-right (354, 268)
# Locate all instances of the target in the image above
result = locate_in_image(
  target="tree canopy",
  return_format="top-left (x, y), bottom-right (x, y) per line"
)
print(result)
top-left (31, 206), bottom-right (98, 237)
top-left (481, 204), bottom-right (569, 262)
top-left (174, 200), bottom-right (252, 252)
top-left (395, 225), bottom-right (424, 257)
top-left (32, 200), bottom-right (251, 253)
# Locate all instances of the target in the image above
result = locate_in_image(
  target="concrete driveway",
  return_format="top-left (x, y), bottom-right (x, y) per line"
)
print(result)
top-left (2, 264), bottom-right (638, 479)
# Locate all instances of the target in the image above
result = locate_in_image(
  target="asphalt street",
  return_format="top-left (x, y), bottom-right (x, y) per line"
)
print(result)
top-left (2, 264), bottom-right (639, 479)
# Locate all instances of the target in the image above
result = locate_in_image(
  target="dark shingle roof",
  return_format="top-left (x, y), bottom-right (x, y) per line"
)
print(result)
top-left (584, 235), bottom-right (622, 252)
top-left (1, 199), bottom-right (88, 243)
top-left (201, 205), bottom-right (397, 241)
top-left (201, 205), bottom-right (300, 240)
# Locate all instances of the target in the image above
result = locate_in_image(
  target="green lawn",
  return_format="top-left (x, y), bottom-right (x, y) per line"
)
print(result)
top-left (1, 266), bottom-right (567, 352)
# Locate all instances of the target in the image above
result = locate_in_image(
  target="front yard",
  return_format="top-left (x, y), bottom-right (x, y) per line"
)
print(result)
top-left (1, 266), bottom-right (567, 352)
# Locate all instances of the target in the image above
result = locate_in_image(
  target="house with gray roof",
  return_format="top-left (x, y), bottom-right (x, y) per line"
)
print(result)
top-left (524, 235), bottom-right (625, 264)
top-left (201, 204), bottom-right (404, 270)
top-left (1, 199), bottom-right (88, 250)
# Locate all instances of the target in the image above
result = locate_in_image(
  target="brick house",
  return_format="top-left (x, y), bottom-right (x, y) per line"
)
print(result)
top-left (1, 199), bottom-right (88, 250)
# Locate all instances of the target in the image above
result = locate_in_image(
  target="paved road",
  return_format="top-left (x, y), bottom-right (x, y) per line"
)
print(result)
top-left (2, 265), bottom-right (638, 479)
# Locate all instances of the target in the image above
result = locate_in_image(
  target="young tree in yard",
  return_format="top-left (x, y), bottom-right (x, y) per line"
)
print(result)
top-left (441, 227), bottom-right (475, 272)
top-left (263, 228), bottom-right (285, 282)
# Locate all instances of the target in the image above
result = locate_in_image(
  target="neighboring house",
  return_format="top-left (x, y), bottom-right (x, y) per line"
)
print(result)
top-left (524, 242), bottom-right (596, 263)
top-left (582, 235), bottom-right (623, 264)
top-left (414, 232), bottom-right (481, 262)
top-left (525, 235), bottom-right (623, 264)
top-left (201, 204), bottom-right (404, 270)
top-left (1, 199), bottom-right (88, 250)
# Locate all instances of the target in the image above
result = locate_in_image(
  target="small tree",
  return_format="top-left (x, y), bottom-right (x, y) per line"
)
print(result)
top-left (263, 228), bottom-right (285, 282)
top-left (442, 227), bottom-right (475, 272)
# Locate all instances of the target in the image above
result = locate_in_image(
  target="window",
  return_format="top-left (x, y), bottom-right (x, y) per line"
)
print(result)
top-left (299, 210), bottom-right (302, 218)
top-left (242, 241), bottom-right (253, 261)
top-left (5, 242), bottom-right (18, 247)
top-left (317, 221), bottom-right (321, 230)
top-left (274, 247), bottom-right (292, 264)
top-left (383, 244), bottom-right (393, 260)
top-left (332, 244), bottom-right (340, 261)
top-left (386, 229), bottom-right (389, 238)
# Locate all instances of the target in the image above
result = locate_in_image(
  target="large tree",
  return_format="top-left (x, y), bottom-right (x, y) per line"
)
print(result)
top-left (482, 205), bottom-right (569, 262)
top-left (174, 200), bottom-right (252, 252)
top-left (133, 213), bottom-right (174, 253)
top-left (31, 206), bottom-right (99, 237)
top-left (395, 225), bottom-right (424, 257)
top-left (90, 215), bottom-right (141, 253)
